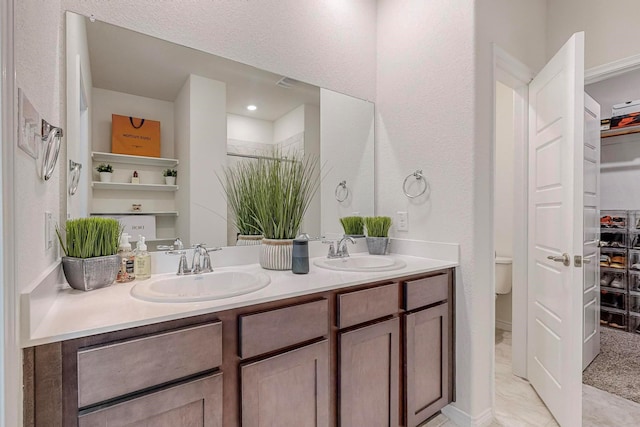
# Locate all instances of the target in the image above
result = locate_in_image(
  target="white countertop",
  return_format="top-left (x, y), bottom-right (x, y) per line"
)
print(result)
top-left (23, 253), bottom-right (457, 347)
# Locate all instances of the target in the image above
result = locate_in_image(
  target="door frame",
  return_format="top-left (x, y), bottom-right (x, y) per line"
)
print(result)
top-left (492, 47), bottom-right (640, 382)
top-left (492, 45), bottom-right (533, 379)
top-left (1, 0), bottom-right (18, 426)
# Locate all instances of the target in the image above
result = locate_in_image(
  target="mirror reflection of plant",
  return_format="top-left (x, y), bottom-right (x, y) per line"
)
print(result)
top-left (340, 216), bottom-right (364, 235)
top-left (364, 216), bottom-right (392, 238)
top-left (250, 149), bottom-right (320, 240)
top-left (96, 163), bottom-right (113, 173)
top-left (220, 160), bottom-right (262, 236)
top-left (163, 169), bottom-right (178, 177)
top-left (55, 217), bottom-right (122, 258)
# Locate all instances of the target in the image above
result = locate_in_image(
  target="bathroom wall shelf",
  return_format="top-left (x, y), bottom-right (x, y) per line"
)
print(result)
top-left (90, 211), bottom-right (179, 217)
top-left (92, 182), bottom-right (178, 192)
top-left (92, 151), bottom-right (179, 167)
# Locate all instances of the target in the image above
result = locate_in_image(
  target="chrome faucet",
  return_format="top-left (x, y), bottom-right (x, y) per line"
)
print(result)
top-left (323, 235), bottom-right (356, 259)
top-left (166, 242), bottom-right (221, 275)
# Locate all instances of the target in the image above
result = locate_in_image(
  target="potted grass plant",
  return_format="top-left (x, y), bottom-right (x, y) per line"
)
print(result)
top-left (163, 168), bottom-right (178, 185)
top-left (220, 160), bottom-right (263, 246)
top-left (96, 163), bottom-right (113, 182)
top-left (364, 216), bottom-right (392, 255)
top-left (250, 150), bottom-right (320, 270)
top-left (56, 217), bottom-right (122, 291)
top-left (340, 216), bottom-right (365, 237)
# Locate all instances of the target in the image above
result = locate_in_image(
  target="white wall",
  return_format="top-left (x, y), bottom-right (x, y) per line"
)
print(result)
top-left (376, 0), bottom-right (547, 421)
top-left (174, 77), bottom-right (191, 246)
top-left (321, 89), bottom-right (374, 235)
top-left (304, 104), bottom-right (321, 237)
top-left (188, 75), bottom-right (227, 247)
top-left (227, 114), bottom-right (273, 144)
top-left (66, 12), bottom-right (92, 220)
top-left (273, 104), bottom-right (305, 143)
top-left (600, 136), bottom-right (640, 209)
top-left (494, 81), bottom-right (515, 329)
top-left (91, 88), bottom-right (175, 158)
top-left (547, 0), bottom-right (640, 69)
top-left (15, 0), bottom-right (64, 293)
top-left (376, 0), bottom-right (477, 418)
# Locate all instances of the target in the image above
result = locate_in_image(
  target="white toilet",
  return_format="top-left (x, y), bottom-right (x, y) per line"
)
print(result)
top-left (495, 256), bottom-right (513, 298)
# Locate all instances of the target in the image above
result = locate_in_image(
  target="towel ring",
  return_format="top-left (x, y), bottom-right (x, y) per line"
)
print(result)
top-left (68, 160), bottom-right (82, 196)
top-left (40, 119), bottom-right (63, 181)
top-left (335, 180), bottom-right (349, 202)
top-left (403, 169), bottom-right (428, 199)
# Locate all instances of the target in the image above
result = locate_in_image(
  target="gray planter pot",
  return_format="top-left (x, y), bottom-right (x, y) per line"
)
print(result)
top-left (62, 255), bottom-right (120, 291)
top-left (366, 237), bottom-right (389, 255)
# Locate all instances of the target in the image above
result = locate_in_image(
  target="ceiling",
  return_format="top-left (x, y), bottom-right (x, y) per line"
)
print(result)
top-left (86, 19), bottom-right (320, 122)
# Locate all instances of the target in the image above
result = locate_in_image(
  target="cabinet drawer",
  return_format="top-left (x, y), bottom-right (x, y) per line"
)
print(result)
top-left (239, 299), bottom-right (328, 359)
top-left (77, 322), bottom-right (222, 408)
top-left (78, 372), bottom-right (223, 427)
top-left (337, 283), bottom-right (398, 329)
top-left (404, 271), bottom-right (450, 311)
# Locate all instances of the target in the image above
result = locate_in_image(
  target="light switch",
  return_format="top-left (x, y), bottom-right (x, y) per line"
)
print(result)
top-left (45, 211), bottom-right (53, 250)
top-left (396, 211), bottom-right (408, 232)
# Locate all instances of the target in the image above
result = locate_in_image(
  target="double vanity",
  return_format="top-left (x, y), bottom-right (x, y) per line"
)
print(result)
top-left (22, 241), bottom-right (457, 427)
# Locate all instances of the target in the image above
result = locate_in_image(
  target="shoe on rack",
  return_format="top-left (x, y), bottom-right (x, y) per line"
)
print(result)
top-left (610, 274), bottom-right (624, 289)
top-left (601, 215), bottom-right (613, 227)
top-left (611, 255), bottom-right (627, 268)
top-left (600, 255), bottom-right (611, 267)
top-left (612, 216), bottom-right (627, 228)
top-left (631, 263), bottom-right (640, 271)
top-left (600, 273), bottom-right (613, 287)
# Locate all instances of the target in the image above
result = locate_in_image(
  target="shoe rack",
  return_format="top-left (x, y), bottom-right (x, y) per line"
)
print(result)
top-left (600, 210), bottom-right (629, 331)
top-left (629, 211), bottom-right (640, 334)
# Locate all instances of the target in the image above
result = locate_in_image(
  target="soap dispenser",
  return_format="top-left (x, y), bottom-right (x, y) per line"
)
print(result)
top-left (292, 234), bottom-right (310, 274)
top-left (134, 235), bottom-right (151, 280)
top-left (116, 233), bottom-right (135, 283)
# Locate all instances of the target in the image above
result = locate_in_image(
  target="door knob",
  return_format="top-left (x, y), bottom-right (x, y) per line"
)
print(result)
top-left (547, 253), bottom-right (570, 266)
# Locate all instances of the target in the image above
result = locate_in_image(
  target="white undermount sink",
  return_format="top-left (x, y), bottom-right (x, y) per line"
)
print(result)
top-left (313, 255), bottom-right (406, 272)
top-left (131, 270), bottom-right (271, 303)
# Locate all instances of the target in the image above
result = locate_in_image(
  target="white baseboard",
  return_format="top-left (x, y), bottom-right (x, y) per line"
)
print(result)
top-left (442, 404), bottom-right (494, 427)
top-left (495, 319), bottom-right (512, 331)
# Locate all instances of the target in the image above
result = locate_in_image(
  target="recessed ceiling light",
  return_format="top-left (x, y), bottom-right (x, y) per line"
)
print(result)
top-left (247, 105), bottom-right (257, 111)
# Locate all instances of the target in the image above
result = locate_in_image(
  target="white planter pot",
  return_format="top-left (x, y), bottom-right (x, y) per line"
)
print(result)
top-left (259, 238), bottom-right (294, 270)
top-left (165, 176), bottom-right (176, 185)
top-left (99, 172), bottom-right (113, 183)
top-left (236, 235), bottom-right (263, 246)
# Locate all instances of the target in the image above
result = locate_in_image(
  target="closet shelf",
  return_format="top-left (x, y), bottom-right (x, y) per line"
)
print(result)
top-left (92, 182), bottom-right (178, 192)
top-left (601, 124), bottom-right (640, 139)
top-left (601, 286), bottom-right (628, 294)
top-left (92, 151), bottom-right (179, 167)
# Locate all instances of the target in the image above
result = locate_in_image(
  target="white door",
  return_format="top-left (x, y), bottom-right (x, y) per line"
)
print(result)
top-left (527, 32), bottom-right (585, 427)
top-left (582, 94), bottom-right (600, 370)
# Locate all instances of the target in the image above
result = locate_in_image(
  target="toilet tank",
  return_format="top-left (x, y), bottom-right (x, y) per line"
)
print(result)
top-left (495, 256), bottom-right (513, 295)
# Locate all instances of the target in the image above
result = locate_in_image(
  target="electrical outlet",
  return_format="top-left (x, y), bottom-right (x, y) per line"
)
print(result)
top-left (396, 211), bottom-right (408, 232)
top-left (45, 211), bottom-right (53, 250)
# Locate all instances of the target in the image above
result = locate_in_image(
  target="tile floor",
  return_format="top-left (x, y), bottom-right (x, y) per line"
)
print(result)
top-left (423, 329), bottom-right (640, 426)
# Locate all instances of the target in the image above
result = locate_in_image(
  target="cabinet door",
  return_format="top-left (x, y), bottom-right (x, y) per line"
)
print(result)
top-left (405, 303), bottom-right (449, 427)
top-left (241, 339), bottom-right (329, 427)
top-left (339, 317), bottom-right (400, 427)
top-left (78, 373), bottom-right (222, 427)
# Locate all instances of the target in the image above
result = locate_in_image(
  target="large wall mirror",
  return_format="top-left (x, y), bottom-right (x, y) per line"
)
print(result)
top-left (65, 11), bottom-right (374, 250)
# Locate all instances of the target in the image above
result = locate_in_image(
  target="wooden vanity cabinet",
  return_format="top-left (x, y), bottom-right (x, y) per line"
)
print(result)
top-left (24, 268), bottom-right (455, 427)
top-left (238, 299), bottom-right (330, 427)
top-left (403, 271), bottom-right (455, 427)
